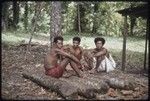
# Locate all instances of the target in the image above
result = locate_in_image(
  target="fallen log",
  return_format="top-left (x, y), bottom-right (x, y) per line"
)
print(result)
top-left (22, 67), bottom-right (109, 99)
top-left (17, 96), bottom-right (55, 100)
top-left (120, 90), bottom-right (133, 95)
top-left (22, 71), bottom-right (78, 100)
top-left (60, 75), bottom-right (109, 98)
top-left (22, 66), bottom-right (138, 99)
top-left (105, 78), bottom-right (137, 90)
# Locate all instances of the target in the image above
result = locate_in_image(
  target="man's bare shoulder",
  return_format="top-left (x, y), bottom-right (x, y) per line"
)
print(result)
top-left (95, 47), bottom-right (107, 54)
top-left (78, 46), bottom-right (84, 51)
top-left (79, 46), bottom-right (83, 49)
top-left (47, 47), bottom-right (58, 54)
top-left (101, 47), bottom-right (107, 51)
top-left (63, 44), bottom-right (72, 49)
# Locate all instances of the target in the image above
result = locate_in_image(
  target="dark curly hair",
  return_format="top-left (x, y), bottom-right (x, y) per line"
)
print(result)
top-left (73, 36), bottom-right (81, 43)
top-left (94, 37), bottom-right (105, 45)
top-left (54, 36), bottom-right (63, 43)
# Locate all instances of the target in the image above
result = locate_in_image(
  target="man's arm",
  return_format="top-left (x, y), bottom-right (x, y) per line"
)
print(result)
top-left (55, 49), bottom-right (81, 64)
top-left (69, 46), bottom-right (75, 54)
top-left (80, 46), bottom-right (84, 56)
top-left (93, 48), bottom-right (107, 57)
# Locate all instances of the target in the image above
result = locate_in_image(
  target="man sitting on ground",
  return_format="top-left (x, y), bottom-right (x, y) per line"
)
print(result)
top-left (44, 36), bottom-right (83, 78)
top-left (63, 36), bottom-right (84, 70)
top-left (89, 37), bottom-right (116, 73)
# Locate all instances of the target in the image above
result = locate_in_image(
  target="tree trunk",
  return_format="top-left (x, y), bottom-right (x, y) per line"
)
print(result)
top-left (2, 2), bottom-right (9, 31)
top-left (13, 1), bottom-right (20, 30)
top-left (77, 3), bottom-right (81, 34)
top-left (80, 4), bottom-right (87, 33)
top-left (92, 3), bottom-right (99, 35)
top-left (50, 1), bottom-right (62, 47)
top-left (24, 1), bottom-right (28, 31)
top-left (74, 3), bottom-right (86, 34)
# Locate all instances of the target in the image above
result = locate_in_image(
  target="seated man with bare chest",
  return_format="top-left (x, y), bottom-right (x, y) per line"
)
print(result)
top-left (44, 36), bottom-right (83, 78)
top-left (89, 37), bottom-right (116, 73)
top-left (63, 37), bottom-right (84, 70)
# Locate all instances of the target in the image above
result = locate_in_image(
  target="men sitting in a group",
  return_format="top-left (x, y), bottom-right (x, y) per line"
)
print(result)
top-left (44, 36), bottom-right (83, 78)
top-left (44, 36), bottom-right (116, 78)
top-left (88, 37), bottom-right (116, 73)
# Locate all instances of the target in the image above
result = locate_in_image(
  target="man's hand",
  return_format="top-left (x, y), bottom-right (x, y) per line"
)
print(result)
top-left (78, 71), bottom-right (86, 78)
top-left (55, 48), bottom-right (71, 57)
top-left (69, 54), bottom-right (81, 64)
top-left (89, 69), bottom-right (97, 74)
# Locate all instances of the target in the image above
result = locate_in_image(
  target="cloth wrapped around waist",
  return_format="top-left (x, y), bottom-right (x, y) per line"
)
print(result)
top-left (93, 54), bottom-right (116, 72)
top-left (44, 64), bottom-right (64, 78)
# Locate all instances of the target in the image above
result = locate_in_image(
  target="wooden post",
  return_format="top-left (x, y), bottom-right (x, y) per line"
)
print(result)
top-left (143, 19), bottom-right (148, 70)
top-left (122, 15), bottom-right (127, 71)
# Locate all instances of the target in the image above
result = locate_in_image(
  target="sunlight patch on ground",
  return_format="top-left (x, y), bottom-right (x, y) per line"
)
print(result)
top-left (2, 33), bottom-right (145, 53)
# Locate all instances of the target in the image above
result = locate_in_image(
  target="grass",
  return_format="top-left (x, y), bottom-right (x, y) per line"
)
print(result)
top-left (2, 31), bottom-right (146, 53)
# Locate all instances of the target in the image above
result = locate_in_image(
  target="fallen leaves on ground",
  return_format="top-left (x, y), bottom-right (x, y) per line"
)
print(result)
top-left (1, 43), bottom-right (148, 100)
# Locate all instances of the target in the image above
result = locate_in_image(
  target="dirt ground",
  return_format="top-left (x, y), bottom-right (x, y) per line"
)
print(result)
top-left (1, 43), bottom-right (149, 100)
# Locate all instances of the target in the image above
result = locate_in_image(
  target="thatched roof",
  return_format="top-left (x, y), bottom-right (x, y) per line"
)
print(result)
top-left (117, 4), bottom-right (148, 19)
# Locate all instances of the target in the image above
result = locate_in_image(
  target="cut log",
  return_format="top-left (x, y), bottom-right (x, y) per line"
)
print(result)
top-left (60, 75), bottom-right (109, 98)
top-left (22, 70), bottom-right (78, 99)
top-left (105, 78), bottom-right (137, 90)
top-left (22, 67), bottom-right (109, 99)
top-left (106, 88), bottom-right (117, 97)
top-left (22, 66), bottom-right (138, 99)
top-left (120, 90), bottom-right (133, 95)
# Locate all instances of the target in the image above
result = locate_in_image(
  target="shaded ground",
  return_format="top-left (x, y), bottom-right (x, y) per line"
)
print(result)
top-left (1, 43), bottom-right (148, 100)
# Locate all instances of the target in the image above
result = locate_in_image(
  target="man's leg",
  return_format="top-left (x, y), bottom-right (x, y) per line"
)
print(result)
top-left (60, 58), bottom-right (70, 70)
top-left (95, 57), bottom-right (103, 69)
top-left (96, 56), bottom-right (106, 72)
top-left (60, 58), bottom-right (83, 77)
top-left (89, 56), bottom-right (103, 74)
top-left (69, 60), bottom-right (83, 77)
top-left (45, 58), bottom-right (69, 78)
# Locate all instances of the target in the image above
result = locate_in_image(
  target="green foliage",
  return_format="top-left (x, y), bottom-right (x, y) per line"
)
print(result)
top-left (2, 1), bottom-right (147, 37)
top-left (97, 2), bottom-right (126, 36)
top-left (62, 2), bottom-right (77, 33)
top-left (133, 17), bottom-right (146, 37)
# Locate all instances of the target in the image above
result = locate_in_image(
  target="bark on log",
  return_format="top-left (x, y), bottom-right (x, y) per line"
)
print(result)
top-left (17, 96), bottom-right (55, 100)
top-left (105, 78), bottom-right (137, 90)
top-left (60, 75), bottom-right (109, 98)
top-left (22, 66), bottom-right (137, 99)
top-left (22, 71), bottom-right (78, 99)
top-left (22, 67), bottom-right (109, 99)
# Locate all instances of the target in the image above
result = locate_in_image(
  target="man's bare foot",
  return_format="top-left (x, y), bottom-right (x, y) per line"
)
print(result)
top-left (63, 72), bottom-right (75, 78)
top-left (89, 69), bottom-right (97, 74)
top-left (78, 72), bottom-right (87, 78)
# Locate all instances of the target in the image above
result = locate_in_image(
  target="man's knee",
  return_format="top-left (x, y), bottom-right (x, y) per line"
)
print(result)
top-left (63, 57), bottom-right (70, 62)
top-left (97, 56), bottom-right (103, 61)
top-left (69, 59), bottom-right (75, 64)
